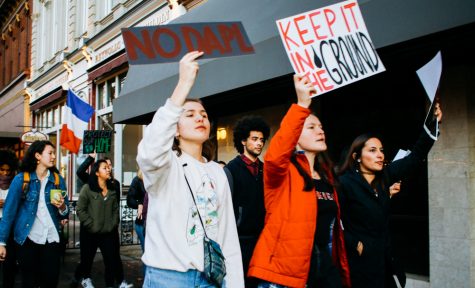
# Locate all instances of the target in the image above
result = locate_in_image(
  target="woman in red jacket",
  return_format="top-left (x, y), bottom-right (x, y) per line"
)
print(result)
top-left (248, 75), bottom-right (350, 288)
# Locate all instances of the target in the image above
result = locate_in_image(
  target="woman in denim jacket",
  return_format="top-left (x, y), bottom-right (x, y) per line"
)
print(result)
top-left (0, 140), bottom-right (69, 287)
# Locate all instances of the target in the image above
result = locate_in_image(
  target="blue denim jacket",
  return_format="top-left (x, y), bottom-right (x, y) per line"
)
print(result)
top-left (0, 171), bottom-right (70, 245)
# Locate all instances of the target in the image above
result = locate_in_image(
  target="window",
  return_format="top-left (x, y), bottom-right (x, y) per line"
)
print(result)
top-left (76, 0), bottom-right (89, 37)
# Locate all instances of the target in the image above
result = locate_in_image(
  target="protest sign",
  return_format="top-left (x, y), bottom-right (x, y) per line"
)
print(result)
top-left (83, 130), bottom-right (113, 154)
top-left (276, 0), bottom-right (385, 97)
top-left (417, 51), bottom-right (442, 140)
top-left (122, 22), bottom-right (255, 64)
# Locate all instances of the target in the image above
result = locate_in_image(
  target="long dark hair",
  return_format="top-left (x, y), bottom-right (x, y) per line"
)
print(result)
top-left (88, 159), bottom-right (115, 193)
top-left (338, 133), bottom-right (385, 189)
top-left (19, 140), bottom-right (59, 174)
top-left (172, 98), bottom-right (216, 161)
top-left (291, 151), bottom-right (335, 192)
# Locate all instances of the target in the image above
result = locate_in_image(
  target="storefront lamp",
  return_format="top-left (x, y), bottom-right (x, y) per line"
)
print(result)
top-left (217, 128), bottom-right (227, 140)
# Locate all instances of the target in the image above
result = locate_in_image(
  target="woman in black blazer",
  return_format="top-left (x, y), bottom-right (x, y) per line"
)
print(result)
top-left (337, 104), bottom-right (442, 288)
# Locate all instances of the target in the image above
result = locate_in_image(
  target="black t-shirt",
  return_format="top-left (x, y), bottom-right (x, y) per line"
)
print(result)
top-left (307, 179), bottom-right (342, 288)
top-left (314, 179), bottom-right (337, 248)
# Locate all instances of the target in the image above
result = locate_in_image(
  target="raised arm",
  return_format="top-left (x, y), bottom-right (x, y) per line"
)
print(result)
top-left (76, 154), bottom-right (95, 183)
top-left (264, 74), bottom-right (315, 188)
top-left (386, 103), bottom-right (443, 182)
top-left (137, 51), bottom-right (203, 193)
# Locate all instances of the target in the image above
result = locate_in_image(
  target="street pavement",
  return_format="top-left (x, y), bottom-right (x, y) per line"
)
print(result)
top-left (4, 245), bottom-right (145, 288)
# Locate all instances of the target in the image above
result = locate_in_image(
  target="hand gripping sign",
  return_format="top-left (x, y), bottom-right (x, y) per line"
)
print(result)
top-left (276, 0), bottom-right (385, 97)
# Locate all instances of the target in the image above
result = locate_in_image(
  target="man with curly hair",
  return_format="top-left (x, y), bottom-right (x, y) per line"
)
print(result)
top-left (224, 116), bottom-right (270, 288)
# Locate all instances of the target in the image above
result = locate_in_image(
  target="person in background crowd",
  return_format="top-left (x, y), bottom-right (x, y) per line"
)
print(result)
top-left (224, 115), bottom-right (270, 288)
top-left (0, 150), bottom-right (19, 288)
top-left (248, 75), bottom-right (351, 288)
top-left (76, 159), bottom-right (132, 288)
top-left (74, 153), bottom-right (130, 288)
top-left (137, 51), bottom-right (244, 287)
top-left (0, 140), bottom-right (69, 288)
top-left (126, 169), bottom-right (146, 251)
top-left (77, 153), bottom-right (121, 198)
top-left (336, 103), bottom-right (442, 288)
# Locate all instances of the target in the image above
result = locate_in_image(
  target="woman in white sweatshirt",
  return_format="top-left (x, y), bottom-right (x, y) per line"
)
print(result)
top-left (137, 51), bottom-right (244, 287)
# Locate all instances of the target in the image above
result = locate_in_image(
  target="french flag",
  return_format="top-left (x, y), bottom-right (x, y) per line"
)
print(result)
top-left (60, 89), bottom-right (94, 154)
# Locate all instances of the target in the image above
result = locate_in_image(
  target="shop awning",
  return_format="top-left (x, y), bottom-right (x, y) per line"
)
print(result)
top-left (114, 0), bottom-right (475, 124)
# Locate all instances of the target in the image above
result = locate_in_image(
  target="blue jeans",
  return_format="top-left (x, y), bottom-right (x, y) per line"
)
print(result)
top-left (257, 281), bottom-right (288, 288)
top-left (134, 223), bottom-right (145, 251)
top-left (143, 266), bottom-right (225, 287)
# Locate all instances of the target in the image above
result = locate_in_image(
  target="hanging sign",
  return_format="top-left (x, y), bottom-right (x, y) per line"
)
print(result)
top-left (21, 130), bottom-right (49, 145)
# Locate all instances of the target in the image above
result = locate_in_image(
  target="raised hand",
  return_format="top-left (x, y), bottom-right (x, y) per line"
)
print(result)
top-left (170, 51), bottom-right (204, 107)
top-left (434, 102), bottom-right (442, 123)
top-left (294, 74), bottom-right (316, 108)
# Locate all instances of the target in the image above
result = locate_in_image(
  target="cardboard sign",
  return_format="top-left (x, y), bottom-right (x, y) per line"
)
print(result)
top-left (417, 51), bottom-right (442, 140)
top-left (83, 130), bottom-right (113, 154)
top-left (276, 0), bottom-right (385, 97)
top-left (122, 22), bottom-right (255, 64)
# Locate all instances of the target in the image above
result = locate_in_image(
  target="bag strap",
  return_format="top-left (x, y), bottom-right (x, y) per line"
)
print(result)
top-left (182, 163), bottom-right (209, 239)
top-left (53, 172), bottom-right (60, 188)
top-left (22, 171), bottom-right (60, 199)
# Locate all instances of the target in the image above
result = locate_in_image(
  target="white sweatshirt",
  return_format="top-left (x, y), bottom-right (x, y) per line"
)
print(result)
top-left (137, 99), bottom-right (244, 287)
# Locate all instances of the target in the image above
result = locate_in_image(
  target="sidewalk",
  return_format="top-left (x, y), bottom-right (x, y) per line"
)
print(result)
top-left (7, 245), bottom-right (145, 288)
top-left (61, 245), bottom-right (145, 288)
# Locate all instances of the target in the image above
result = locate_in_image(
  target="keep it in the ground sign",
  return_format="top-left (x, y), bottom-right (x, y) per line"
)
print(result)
top-left (276, 0), bottom-right (385, 97)
top-left (83, 130), bottom-right (113, 154)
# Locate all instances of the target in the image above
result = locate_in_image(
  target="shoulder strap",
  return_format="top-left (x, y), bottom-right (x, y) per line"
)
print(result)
top-left (22, 172), bottom-right (30, 193)
top-left (182, 163), bottom-right (209, 239)
top-left (22, 172), bottom-right (30, 200)
top-left (53, 172), bottom-right (60, 188)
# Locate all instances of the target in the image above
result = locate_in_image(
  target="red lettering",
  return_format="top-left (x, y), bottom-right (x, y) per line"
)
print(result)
top-left (340, 6), bottom-right (351, 33)
top-left (305, 69), bottom-right (334, 94)
top-left (290, 52), bottom-right (301, 73)
top-left (324, 9), bottom-right (336, 37)
top-left (181, 26), bottom-right (207, 51)
top-left (294, 15), bottom-right (314, 46)
top-left (122, 30), bottom-right (155, 60)
top-left (343, 2), bottom-right (359, 30)
top-left (308, 11), bottom-right (328, 40)
top-left (294, 48), bottom-right (315, 73)
top-left (152, 28), bottom-right (181, 58)
top-left (202, 26), bottom-right (225, 54)
top-left (277, 20), bottom-right (300, 51)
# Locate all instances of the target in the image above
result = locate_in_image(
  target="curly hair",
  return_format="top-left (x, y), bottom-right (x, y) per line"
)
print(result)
top-left (232, 116), bottom-right (270, 154)
top-left (0, 149), bottom-right (19, 175)
top-left (19, 140), bottom-right (59, 173)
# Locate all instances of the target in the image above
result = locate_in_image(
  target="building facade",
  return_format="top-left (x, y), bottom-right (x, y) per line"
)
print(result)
top-left (0, 0), bottom-right (33, 157)
top-left (26, 0), bottom-right (200, 196)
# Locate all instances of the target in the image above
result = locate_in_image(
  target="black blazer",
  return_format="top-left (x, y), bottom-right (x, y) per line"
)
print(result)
top-left (337, 131), bottom-right (435, 288)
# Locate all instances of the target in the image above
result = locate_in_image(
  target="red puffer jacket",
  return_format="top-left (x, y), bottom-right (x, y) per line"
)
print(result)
top-left (248, 104), bottom-right (351, 287)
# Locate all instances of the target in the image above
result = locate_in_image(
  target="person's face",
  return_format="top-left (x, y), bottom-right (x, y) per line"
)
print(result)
top-left (297, 115), bottom-right (327, 153)
top-left (96, 162), bottom-right (111, 181)
top-left (0, 164), bottom-right (11, 176)
top-left (176, 101), bottom-right (210, 144)
top-left (35, 145), bottom-right (56, 169)
top-left (242, 131), bottom-right (265, 158)
top-left (358, 138), bottom-right (385, 173)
